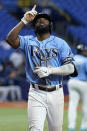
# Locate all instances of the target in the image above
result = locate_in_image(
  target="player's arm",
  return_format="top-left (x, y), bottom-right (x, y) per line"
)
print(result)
top-left (48, 63), bottom-right (74, 76)
top-left (33, 63), bottom-right (75, 78)
top-left (6, 5), bottom-right (37, 49)
top-left (6, 22), bottom-right (24, 48)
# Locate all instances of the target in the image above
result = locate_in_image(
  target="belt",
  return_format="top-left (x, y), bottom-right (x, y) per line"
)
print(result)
top-left (31, 83), bottom-right (62, 92)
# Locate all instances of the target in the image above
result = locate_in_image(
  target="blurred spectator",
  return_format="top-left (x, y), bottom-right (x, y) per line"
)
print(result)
top-left (0, 63), bottom-right (4, 86)
top-left (68, 44), bottom-right (87, 131)
top-left (9, 51), bottom-right (24, 68)
top-left (0, 64), bottom-right (3, 72)
top-left (0, 40), bottom-right (14, 63)
top-left (0, 42), bottom-right (26, 101)
top-left (0, 1), bottom-right (3, 9)
top-left (0, 85), bottom-right (22, 102)
top-left (0, 40), bottom-right (25, 85)
top-left (9, 50), bottom-right (25, 80)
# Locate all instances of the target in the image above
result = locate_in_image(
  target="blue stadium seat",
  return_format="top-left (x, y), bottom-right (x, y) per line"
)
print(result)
top-left (51, 0), bottom-right (87, 25)
top-left (1, 0), bottom-right (18, 11)
top-left (67, 26), bottom-right (87, 44)
top-left (50, 0), bottom-right (87, 44)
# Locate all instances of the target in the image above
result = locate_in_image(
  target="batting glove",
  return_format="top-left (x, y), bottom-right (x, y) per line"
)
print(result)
top-left (21, 5), bottom-right (37, 24)
top-left (33, 67), bottom-right (53, 78)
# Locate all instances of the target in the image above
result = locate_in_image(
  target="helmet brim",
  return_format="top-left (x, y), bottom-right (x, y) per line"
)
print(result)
top-left (32, 13), bottom-right (51, 27)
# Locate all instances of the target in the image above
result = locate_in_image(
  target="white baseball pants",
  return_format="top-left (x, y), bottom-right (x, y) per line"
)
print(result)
top-left (68, 79), bottom-right (87, 129)
top-left (28, 85), bottom-right (64, 131)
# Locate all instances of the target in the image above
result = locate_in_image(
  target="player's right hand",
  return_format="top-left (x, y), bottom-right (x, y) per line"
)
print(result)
top-left (33, 66), bottom-right (53, 78)
top-left (21, 5), bottom-right (37, 24)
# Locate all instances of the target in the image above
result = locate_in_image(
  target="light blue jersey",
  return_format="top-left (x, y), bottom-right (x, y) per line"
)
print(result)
top-left (73, 55), bottom-right (87, 81)
top-left (19, 35), bottom-right (74, 85)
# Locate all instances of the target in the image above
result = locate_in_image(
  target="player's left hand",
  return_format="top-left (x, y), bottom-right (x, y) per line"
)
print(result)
top-left (33, 67), bottom-right (52, 78)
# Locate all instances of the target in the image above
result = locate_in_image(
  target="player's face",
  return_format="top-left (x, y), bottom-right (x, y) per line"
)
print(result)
top-left (35, 18), bottom-right (50, 27)
top-left (34, 17), bottom-right (51, 35)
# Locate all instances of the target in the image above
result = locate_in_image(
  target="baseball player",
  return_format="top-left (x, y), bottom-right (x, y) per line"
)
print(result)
top-left (6, 5), bottom-right (77, 131)
top-left (68, 44), bottom-right (87, 131)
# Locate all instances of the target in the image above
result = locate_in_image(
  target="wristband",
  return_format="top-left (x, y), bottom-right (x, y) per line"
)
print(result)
top-left (21, 17), bottom-right (28, 25)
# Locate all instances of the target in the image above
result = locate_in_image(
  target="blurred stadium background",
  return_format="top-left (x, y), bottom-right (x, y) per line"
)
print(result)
top-left (0, 0), bottom-right (86, 130)
top-left (1, 0), bottom-right (87, 101)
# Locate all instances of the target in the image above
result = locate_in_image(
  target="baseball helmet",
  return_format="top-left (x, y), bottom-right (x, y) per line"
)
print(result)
top-left (32, 13), bottom-right (52, 27)
top-left (76, 44), bottom-right (87, 52)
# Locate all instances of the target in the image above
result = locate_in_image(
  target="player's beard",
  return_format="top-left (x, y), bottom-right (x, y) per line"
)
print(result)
top-left (34, 23), bottom-right (51, 36)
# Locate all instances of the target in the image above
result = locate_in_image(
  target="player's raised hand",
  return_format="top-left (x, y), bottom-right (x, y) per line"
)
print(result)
top-left (21, 5), bottom-right (37, 24)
